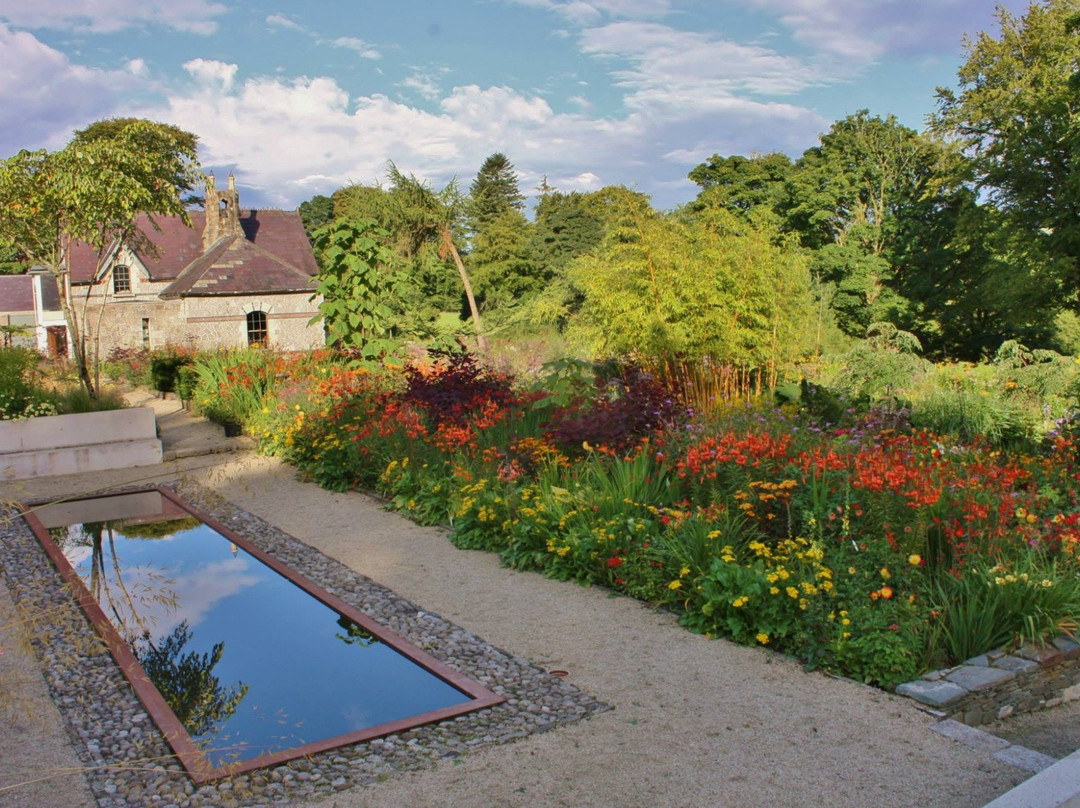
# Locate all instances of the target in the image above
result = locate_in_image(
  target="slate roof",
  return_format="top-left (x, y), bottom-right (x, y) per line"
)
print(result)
top-left (68, 209), bottom-right (318, 296)
top-left (160, 235), bottom-right (316, 298)
top-left (37, 273), bottom-right (62, 310)
top-left (0, 273), bottom-right (66, 316)
top-left (0, 275), bottom-right (33, 312)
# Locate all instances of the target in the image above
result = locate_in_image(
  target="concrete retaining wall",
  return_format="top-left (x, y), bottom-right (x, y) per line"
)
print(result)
top-left (0, 408), bottom-right (161, 480)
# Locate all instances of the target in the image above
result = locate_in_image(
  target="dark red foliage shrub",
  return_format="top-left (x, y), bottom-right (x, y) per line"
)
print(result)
top-left (402, 349), bottom-right (519, 426)
top-left (545, 364), bottom-right (686, 456)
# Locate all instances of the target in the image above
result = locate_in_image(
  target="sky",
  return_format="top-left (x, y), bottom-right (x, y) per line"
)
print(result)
top-left (0, 0), bottom-right (1034, 212)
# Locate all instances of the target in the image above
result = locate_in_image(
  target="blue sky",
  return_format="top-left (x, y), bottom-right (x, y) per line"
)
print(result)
top-left (0, 0), bottom-right (1033, 211)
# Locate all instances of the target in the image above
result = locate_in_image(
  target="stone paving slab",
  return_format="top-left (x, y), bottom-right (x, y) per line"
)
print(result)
top-left (931, 719), bottom-right (1012, 754)
top-left (946, 665), bottom-right (1017, 692)
top-left (993, 745), bottom-right (1059, 774)
top-left (897, 679), bottom-right (969, 707)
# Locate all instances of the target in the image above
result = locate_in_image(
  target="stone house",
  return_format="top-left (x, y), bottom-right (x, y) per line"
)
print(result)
top-left (0, 271), bottom-right (68, 356)
top-left (67, 174), bottom-right (324, 356)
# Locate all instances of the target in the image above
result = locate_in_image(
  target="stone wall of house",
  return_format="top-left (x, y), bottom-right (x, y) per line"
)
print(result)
top-left (179, 295), bottom-right (323, 351)
top-left (83, 281), bottom-right (324, 354)
top-left (80, 278), bottom-right (181, 355)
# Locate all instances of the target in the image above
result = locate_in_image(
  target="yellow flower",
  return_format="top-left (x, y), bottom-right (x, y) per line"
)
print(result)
top-left (668, 580), bottom-right (683, 590)
top-left (732, 596), bottom-right (749, 607)
top-left (755, 633), bottom-right (769, 645)
top-left (786, 586), bottom-right (799, 599)
top-left (880, 567), bottom-right (891, 580)
top-left (679, 566), bottom-right (691, 578)
top-left (908, 554), bottom-right (922, 566)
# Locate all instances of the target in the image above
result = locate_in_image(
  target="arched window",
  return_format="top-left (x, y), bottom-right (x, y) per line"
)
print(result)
top-left (246, 310), bottom-right (268, 347)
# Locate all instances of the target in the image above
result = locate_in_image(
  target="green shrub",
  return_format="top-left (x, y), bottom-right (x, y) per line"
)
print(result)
top-left (0, 346), bottom-right (49, 419)
top-left (176, 365), bottom-right (198, 404)
top-left (101, 347), bottom-right (152, 388)
top-left (910, 384), bottom-right (1035, 447)
top-left (150, 349), bottom-right (193, 394)
top-left (50, 384), bottom-right (127, 415)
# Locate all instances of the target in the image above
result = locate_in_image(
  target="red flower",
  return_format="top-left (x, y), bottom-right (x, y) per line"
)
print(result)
top-left (607, 556), bottom-right (625, 568)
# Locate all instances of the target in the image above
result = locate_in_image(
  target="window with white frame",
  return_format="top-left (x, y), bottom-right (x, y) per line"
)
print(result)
top-left (112, 265), bottom-right (131, 293)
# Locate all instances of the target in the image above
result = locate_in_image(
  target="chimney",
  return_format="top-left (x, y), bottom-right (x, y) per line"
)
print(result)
top-left (202, 172), bottom-right (244, 251)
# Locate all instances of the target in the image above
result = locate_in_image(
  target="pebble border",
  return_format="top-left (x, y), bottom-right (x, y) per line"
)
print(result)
top-left (0, 483), bottom-right (610, 807)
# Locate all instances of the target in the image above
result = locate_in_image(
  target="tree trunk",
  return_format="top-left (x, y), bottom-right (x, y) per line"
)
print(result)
top-left (442, 228), bottom-right (487, 353)
top-left (55, 271), bottom-right (95, 398)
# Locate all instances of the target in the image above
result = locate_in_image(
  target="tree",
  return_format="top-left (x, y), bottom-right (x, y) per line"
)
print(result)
top-left (0, 241), bottom-right (21, 274)
top-left (566, 187), bottom-right (812, 383)
top-left (467, 209), bottom-right (539, 326)
top-left (467, 152), bottom-right (524, 232)
top-left (782, 111), bottom-right (945, 337)
top-left (465, 154), bottom-right (537, 327)
top-left (932, 0), bottom-right (1080, 303)
top-left (0, 119), bottom-right (200, 396)
top-left (298, 194), bottom-right (334, 238)
top-left (686, 152), bottom-right (793, 223)
top-left (383, 163), bottom-right (487, 350)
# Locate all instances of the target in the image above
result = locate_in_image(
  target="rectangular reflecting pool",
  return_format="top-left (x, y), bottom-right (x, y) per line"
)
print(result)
top-left (23, 488), bottom-right (503, 782)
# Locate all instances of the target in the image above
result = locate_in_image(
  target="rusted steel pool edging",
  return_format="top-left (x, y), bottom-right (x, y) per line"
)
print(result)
top-left (20, 486), bottom-right (506, 785)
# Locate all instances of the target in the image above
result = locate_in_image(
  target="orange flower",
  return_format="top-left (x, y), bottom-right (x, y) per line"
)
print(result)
top-left (879, 586), bottom-right (894, 600)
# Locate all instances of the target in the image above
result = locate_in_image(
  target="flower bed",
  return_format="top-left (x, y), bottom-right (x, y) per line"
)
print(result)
top-left (196, 349), bottom-right (1080, 690)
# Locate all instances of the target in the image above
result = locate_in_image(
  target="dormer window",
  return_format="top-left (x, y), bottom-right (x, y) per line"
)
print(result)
top-left (113, 265), bottom-right (131, 293)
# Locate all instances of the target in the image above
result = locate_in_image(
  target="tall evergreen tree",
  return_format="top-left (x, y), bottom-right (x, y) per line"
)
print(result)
top-left (465, 153), bottom-right (534, 328)
top-left (468, 153), bottom-right (525, 232)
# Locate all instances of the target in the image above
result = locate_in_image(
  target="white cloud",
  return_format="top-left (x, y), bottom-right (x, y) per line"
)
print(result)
top-left (0, 24), bottom-right (129, 154)
top-left (131, 62), bottom-right (825, 210)
top-left (183, 58), bottom-right (238, 91)
top-left (332, 37), bottom-right (381, 60)
top-left (0, 0), bottom-right (226, 34)
top-left (741, 0), bottom-right (1032, 63)
top-left (564, 170), bottom-right (602, 190)
top-left (398, 67), bottom-right (449, 101)
top-left (507, 0), bottom-right (673, 24)
top-left (568, 94), bottom-right (593, 112)
top-left (581, 21), bottom-right (825, 100)
top-left (266, 13), bottom-right (305, 32)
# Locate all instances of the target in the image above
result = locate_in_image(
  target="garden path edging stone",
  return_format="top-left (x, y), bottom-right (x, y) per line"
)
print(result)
top-left (897, 636), bottom-right (1080, 727)
top-left (0, 482), bottom-right (610, 807)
